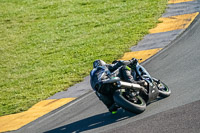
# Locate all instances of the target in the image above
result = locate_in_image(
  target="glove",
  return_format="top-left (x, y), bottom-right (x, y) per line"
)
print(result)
top-left (130, 58), bottom-right (137, 63)
top-left (127, 58), bottom-right (137, 67)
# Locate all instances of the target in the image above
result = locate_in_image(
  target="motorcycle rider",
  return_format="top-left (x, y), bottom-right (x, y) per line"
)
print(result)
top-left (90, 58), bottom-right (147, 114)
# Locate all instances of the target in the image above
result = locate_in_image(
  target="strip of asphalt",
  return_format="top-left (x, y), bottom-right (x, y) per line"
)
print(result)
top-left (104, 100), bottom-right (200, 133)
top-left (0, 0), bottom-right (199, 132)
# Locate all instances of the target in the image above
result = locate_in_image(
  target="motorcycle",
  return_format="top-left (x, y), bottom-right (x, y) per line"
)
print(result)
top-left (94, 58), bottom-right (171, 114)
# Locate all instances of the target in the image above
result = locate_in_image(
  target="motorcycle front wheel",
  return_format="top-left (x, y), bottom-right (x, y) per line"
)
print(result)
top-left (153, 78), bottom-right (171, 98)
top-left (113, 89), bottom-right (146, 114)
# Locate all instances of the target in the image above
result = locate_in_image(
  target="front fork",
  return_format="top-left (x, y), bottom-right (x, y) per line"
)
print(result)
top-left (152, 77), bottom-right (161, 84)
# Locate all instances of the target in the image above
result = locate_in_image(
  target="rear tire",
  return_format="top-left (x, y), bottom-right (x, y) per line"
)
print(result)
top-left (113, 89), bottom-right (146, 114)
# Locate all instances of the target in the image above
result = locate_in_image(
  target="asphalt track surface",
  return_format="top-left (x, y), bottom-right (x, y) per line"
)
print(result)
top-left (10, 6), bottom-right (200, 133)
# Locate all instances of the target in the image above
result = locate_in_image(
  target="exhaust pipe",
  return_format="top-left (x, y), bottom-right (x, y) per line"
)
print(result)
top-left (117, 81), bottom-right (142, 89)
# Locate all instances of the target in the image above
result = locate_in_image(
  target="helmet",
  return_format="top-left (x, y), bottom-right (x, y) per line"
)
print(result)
top-left (93, 60), bottom-right (106, 68)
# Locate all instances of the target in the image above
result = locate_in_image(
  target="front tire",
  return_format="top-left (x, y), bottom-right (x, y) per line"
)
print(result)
top-left (153, 78), bottom-right (171, 98)
top-left (113, 89), bottom-right (146, 114)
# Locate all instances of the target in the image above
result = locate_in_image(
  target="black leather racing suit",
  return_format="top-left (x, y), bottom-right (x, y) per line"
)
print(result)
top-left (90, 60), bottom-right (141, 112)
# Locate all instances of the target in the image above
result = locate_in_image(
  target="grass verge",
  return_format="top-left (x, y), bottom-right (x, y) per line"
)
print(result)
top-left (0, 0), bottom-right (167, 116)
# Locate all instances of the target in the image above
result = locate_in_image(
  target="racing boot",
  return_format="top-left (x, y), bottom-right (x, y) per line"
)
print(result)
top-left (109, 103), bottom-right (119, 114)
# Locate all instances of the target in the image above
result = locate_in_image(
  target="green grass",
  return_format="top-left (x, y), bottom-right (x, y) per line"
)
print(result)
top-left (0, 0), bottom-right (168, 116)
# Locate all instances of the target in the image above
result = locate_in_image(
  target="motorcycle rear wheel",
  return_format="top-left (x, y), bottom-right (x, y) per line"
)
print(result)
top-left (113, 89), bottom-right (146, 114)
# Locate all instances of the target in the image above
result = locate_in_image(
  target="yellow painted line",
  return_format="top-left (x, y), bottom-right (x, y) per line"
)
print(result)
top-left (120, 48), bottom-right (162, 63)
top-left (168, 0), bottom-right (194, 4)
top-left (149, 12), bottom-right (199, 34)
top-left (0, 98), bottom-right (76, 133)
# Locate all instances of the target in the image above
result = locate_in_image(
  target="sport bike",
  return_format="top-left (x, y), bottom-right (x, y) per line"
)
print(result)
top-left (98, 58), bottom-right (171, 114)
